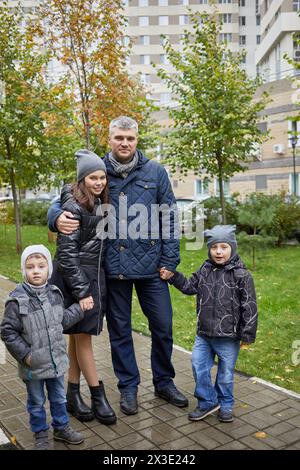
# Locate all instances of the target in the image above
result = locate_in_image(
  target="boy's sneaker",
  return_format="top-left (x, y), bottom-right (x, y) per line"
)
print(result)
top-left (188, 403), bottom-right (220, 421)
top-left (218, 409), bottom-right (234, 423)
top-left (34, 429), bottom-right (50, 450)
top-left (53, 424), bottom-right (84, 445)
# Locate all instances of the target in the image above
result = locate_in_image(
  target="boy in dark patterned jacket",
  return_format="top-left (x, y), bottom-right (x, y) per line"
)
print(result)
top-left (1, 245), bottom-right (86, 449)
top-left (160, 225), bottom-right (258, 423)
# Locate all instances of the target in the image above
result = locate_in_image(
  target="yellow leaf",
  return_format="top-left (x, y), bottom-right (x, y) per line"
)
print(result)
top-left (10, 435), bottom-right (17, 445)
top-left (254, 431), bottom-right (267, 439)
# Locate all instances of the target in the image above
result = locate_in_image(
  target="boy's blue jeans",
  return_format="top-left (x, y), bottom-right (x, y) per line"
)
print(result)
top-left (25, 375), bottom-right (69, 433)
top-left (191, 335), bottom-right (240, 411)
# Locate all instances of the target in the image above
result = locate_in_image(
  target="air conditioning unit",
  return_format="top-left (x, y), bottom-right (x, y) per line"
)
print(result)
top-left (273, 144), bottom-right (285, 154)
top-left (294, 50), bottom-right (300, 61)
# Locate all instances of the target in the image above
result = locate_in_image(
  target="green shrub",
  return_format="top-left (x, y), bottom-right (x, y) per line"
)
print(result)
top-left (5, 200), bottom-right (49, 226)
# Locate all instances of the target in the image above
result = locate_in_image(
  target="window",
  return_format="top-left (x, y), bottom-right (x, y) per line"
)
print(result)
top-left (220, 14), bottom-right (232, 23)
top-left (179, 15), bottom-right (189, 25)
top-left (139, 35), bottom-right (150, 45)
top-left (160, 93), bottom-right (172, 104)
top-left (219, 33), bottom-right (232, 43)
top-left (293, 0), bottom-right (300, 12)
top-left (255, 175), bottom-right (267, 191)
top-left (239, 35), bottom-right (246, 46)
top-left (218, 0), bottom-right (231, 3)
top-left (140, 73), bottom-right (151, 85)
top-left (139, 0), bottom-right (148, 5)
top-left (139, 16), bottom-right (149, 26)
top-left (195, 179), bottom-right (209, 198)
top-left (239, 0), bottom-right (246, 6)
top-left (179, 0), bottom-right (189, 4)
top-left (123, 36), bottom-right (130, 46)
top-left (159, 16), bottom-right (169, 26)
top-left (160, 35), bottom-right (169, 46)
top-left (215, 179), bottom-right (230, 197)
top-left (140, 54), bottom-right (150, 65)
top-left (293, 35), bottom-right (300, 61)
top-left (199, 0), bottom-right (208, 4)
top-left (239, 16), bottom-right (246, 26)
top-left (256, 35), bottom-right (261, 45)
top-left (160, 54), bottom-right (169, 64)
top-left (159, 0), bottom-right (168, 5)
top-left (256, 15), bottom-right (261, 26)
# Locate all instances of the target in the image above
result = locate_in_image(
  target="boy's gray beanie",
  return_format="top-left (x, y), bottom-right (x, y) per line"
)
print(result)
top-left (21, 245), bottom-right (53, 280)
top-left (204, 225), bottom-right (237, 258)
top-left (76, 148), bottom-right (107, 182)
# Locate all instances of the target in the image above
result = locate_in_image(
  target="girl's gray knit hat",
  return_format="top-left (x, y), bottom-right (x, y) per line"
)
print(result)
top-left (204, 225), bottom-right (237, 258)
top-left (75, 149), bottom-right (107, 182)
top-left (21, 245), bottom-right (53, 280)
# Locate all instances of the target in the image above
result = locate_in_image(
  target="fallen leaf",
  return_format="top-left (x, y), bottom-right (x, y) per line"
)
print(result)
top-left (10, 436), bottom-right (17, 445)
top-left (254, 431), bottom-right (267, 439)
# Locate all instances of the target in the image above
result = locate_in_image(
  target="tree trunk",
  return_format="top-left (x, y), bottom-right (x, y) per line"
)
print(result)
top-left (83, 109), bottom-right (90, 149)
top-left (218, 174), bottom-right (226, 224)
top-left (10, 170), bottom-right (22, 254)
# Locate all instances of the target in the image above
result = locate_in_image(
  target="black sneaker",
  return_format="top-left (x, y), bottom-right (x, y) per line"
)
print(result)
top-left (53, 424), bottom-right (84, 445)
top-left (120, 390), bottom-right (138, 415)
top-left (218, 409), bottom-right (234, 423)
top-left (188, 403), bottom-right (220, 421)
top-left (155, 383), bottom-right (188, 408)
top-left (34, 430), bottom-right (49, 450)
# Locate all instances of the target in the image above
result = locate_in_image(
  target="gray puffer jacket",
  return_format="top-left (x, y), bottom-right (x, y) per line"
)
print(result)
top-left (0, 283), bottom-right (83, 380)
top-left (169, 255), bottom-right (258, 343)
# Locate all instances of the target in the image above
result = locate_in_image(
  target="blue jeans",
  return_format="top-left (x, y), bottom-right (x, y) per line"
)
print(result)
top-left (106, 277), bottom-right (175, 391)
top-left (25, 375), bottom-right (69, 433)
top-left (191, 335), bottom-right (240, 411)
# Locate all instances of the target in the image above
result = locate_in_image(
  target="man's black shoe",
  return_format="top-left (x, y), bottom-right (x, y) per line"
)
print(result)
top-left (120, 390), bottom-right (138, 415)
top-left (155, 383), bottom-right (188, 408)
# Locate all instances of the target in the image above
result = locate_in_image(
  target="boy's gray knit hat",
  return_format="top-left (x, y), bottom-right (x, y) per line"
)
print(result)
top-left (204, 225), bottom-right (237, 258)
top-left (21, 244), bottom-right (53, 280)
top-left (75, 148), bottom-right (107, 182)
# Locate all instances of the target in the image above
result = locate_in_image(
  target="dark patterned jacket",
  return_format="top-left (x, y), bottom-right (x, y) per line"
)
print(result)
top-left (169, 255), bottom-right (258, 343)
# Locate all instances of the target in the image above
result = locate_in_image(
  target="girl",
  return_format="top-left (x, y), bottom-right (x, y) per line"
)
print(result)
top-left (51, 148), bottom-right (116, 425)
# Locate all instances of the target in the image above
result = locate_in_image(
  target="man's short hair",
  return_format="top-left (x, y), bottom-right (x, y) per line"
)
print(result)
top-left (109, 116), bottom-right (138, 135)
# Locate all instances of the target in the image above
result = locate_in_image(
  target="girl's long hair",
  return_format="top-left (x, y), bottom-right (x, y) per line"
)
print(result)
top-left (71, 176), bottom-right (109, 212)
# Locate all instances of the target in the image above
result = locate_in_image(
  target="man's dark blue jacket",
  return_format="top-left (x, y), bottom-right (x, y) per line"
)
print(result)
top-left (48, 151), bottom-right (180, 279)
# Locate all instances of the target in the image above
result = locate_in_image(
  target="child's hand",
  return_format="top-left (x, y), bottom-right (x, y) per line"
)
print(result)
top-left (79, 296), bottom-right (94, 311)
top-left (160, 267), bottom-right (174, 280)
top-left (240, 341), bottom-right (251, 350)
top-left (25, 354), bottom-right (32, 367)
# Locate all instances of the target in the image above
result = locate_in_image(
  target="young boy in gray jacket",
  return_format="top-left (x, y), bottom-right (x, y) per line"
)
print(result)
top-left (1, 245), bottom-right (87, 450)
top-left (160, 225), bottom-right (258, 424)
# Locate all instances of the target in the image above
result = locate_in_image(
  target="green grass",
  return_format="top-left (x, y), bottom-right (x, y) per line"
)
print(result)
top-left (1, 224), bottom-right (300, 393)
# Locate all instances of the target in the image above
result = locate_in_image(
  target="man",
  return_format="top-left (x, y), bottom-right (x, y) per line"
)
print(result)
top-left (48, 116), bottom-right (188, 415)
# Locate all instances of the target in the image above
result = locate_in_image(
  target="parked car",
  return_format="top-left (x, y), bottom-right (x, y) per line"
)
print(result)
top-left (176, 197), bottom-right (206, 235)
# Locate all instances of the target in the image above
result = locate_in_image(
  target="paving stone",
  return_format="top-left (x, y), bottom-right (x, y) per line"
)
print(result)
top-left (275, 428), bottom-right (300, 445)
top-left (240, 435), bottom-right (274, 450)
top-left (110, 432), bottom-right (145, 449)
top-left (129, 416), bottom-right (161, 431)
top-left (159, 436), bottom-right (199, 450)
top-left (188, 430), bottom-right (221, 450)
top-left (286, 415), bottom-right (300, 428)
top-left (264, 422), bottom-right (295, 437)
top-left (215, 441), bottom-right (250, 450)
top-left (215, 422), bottom-right (257, 439)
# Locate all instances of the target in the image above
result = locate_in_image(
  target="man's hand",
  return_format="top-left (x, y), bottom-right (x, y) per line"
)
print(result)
top-left (57, 211), bottom-right (79, 234)
top-left (79, 296), bottom-right (94, 312)
top-left (160, 267), bottom-right (174, 280)
top-left (240, 342), bottom-right (251, 350)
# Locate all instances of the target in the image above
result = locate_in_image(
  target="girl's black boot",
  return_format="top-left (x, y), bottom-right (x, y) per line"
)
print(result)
top-left (67, 382), bottom-right (94, 422)
top-left (89, 381), bottom-right (117, 425)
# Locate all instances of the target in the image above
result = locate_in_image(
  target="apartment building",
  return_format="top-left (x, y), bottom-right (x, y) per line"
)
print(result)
top-left (124, 0), bottom-right (261, 107)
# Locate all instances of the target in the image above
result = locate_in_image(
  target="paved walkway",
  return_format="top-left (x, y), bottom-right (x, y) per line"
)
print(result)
top-left (1, 276), bottom-right (300, 451)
